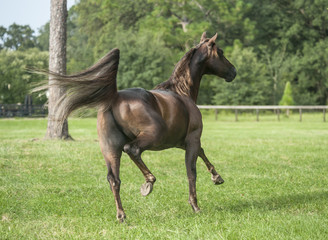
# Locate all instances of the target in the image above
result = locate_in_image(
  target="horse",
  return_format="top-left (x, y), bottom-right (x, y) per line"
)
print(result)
top-left (44, 32), bottom-right (236, 222)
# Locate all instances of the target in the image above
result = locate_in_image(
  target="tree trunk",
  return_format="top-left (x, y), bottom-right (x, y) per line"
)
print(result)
top-left (46, 0), bottom-right (71, 139)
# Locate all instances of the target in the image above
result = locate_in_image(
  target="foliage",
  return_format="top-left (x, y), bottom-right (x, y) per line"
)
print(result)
top-left (0, 49), bottom-right (48, 104)
top-left (73, 0), bottom-right (261, 103)
top-left (279, 81), bottom-right (294, 106)
top-left (244, 0), bottom-right (328, 105)
top-left (212, 44), bottom-right (271, 105)
top-left (292, 39), bottom-right (328, 105)
top-left (0, 24), bottom-right (36, 51)
top-left (115, 30), bottom-right (173, 90)
top-left (66, 6), bottom-right (94, 74)
top-left (0, 0), bottom-right (327, 105)
top-left (0, 24), bottom-right (49, 104)
top-left (71, 0), bottom-right (327, 105)
top-left (260, 44), bottom-right (289, 105)
top-left (0, 26), bottom-right (6, 50)
top-left (1, 118), bottom-right (328, 238)
top-left (36, 23), bottom-right (49, 51)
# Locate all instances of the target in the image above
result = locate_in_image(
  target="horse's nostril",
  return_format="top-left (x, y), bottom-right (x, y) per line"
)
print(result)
top-left (231, 67), bottom-right (237, 78)
top-left (225, 67), bottom-right (237, 82)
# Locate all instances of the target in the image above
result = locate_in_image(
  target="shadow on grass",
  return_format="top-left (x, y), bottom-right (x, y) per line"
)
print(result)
top-left (220, 191), bottom-right (328, 213)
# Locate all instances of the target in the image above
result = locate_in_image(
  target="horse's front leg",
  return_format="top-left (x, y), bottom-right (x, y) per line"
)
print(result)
top-left (185, 135), bottom-right (201, 212)
top-left (199, 148), bottom-right (224, 185)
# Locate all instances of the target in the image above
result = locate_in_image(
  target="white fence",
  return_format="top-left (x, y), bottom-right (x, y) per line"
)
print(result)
top-left (1, 104), bottom-right (327, 121)
top-left (197, 105), bottom-right (328, 122)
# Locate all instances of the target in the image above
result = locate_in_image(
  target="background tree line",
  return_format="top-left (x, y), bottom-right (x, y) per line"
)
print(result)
top-left (1, 0), bottom-right (327, 105)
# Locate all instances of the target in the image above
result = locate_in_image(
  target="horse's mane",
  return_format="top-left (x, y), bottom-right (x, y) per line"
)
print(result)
top-left (154, 46), bottom-right (199, 97)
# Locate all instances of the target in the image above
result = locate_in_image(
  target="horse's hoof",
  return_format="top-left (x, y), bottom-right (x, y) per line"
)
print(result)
top-left (140, 182), bottom-right (153, 196)
top-left (117, 213), bottom-right (126, 223)
top-left (191, 204), bottom-right (200, 213)
top-left (194, 208), bottom-right (201, 213)
top-left (212, 174), bottom-right (224, 185)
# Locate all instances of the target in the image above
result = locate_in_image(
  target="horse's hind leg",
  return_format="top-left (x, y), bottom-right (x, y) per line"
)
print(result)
top-left (124, 139), bottom-right (156, 196)
top-left (104, 152), bottom-right (125, 222)
top-left (199, 148), bottom-right (224, 185)
top-left (98, 111), bottom-right (126, 222)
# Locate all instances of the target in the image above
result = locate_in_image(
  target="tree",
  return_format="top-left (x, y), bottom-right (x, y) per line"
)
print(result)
top-left (260, 44), bottom-right (288, 105)
top-left (42, 0), bottom-right (327, 106)
top-left (66, 5), bottom-right (94, 73)
top-left (244, 0), bottom-right (328, 105)
top-left (36, 6), bottom-right (93, 73)
top-left (292, 39), bottom-right (328, 105)
top-left (212, 44), bottom-right (271, 105)
top-left (279, 81), bottom-right (294, 105)
top-left (92, 28), bottom-right (172, 91)
top-left (0, 24), bottom-right (36, 51)
top-left (36, 23), bottom-right (50, 51)
top-left (279, 81), bottom-right (294, 116)
top-left (0, 26), bottom-right (6, 50)
top-left (0, 49), bottom-right (48, 104)
top-left (46, 0), bottom-right (71, 139)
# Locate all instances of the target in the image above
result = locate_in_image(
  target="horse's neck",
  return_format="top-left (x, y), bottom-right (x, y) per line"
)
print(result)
top-left (188, 59), bottom-right (204, 102)
top-left (154, 52), bottom-right (204, 102)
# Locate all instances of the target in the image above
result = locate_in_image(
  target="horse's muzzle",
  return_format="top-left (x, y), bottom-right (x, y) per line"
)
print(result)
top-left (225, 67), bottom-right (237, 82)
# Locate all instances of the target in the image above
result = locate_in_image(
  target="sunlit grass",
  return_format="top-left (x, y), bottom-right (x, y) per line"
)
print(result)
top-left (1, 116), bottom-right (327, 239)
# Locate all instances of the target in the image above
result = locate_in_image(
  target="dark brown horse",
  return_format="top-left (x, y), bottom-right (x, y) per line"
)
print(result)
top-left (45, 32), bottom-right (236, 222)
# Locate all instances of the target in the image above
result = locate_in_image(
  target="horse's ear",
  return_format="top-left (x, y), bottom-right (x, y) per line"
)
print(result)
top-left (207, 33), bottom-right (218, 51)
top-left (208, 33), bottom-right (217, 46)
top-left (200, 32), bottom-right (207, 43)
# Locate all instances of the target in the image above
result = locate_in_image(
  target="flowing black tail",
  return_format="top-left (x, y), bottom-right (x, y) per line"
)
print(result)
top-left (35, 48), bottom-right (120, 121)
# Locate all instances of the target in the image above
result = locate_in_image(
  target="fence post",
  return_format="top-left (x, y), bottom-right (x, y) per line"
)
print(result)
top-left (323, 109), bottom-right (326, 122)
top-left (196, 105), bottom-right (326, 122)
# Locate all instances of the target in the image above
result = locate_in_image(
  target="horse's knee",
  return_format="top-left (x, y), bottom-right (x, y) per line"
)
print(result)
top-left (107, 173), bottom-right (121, 190)
top-left (123, 143), bottom-right (140, 157)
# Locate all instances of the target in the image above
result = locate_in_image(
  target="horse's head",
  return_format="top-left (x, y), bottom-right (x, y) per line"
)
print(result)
top-left (195, 32), bottom-right (236, 82)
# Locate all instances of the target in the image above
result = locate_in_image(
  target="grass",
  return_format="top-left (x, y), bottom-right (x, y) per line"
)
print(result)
top-left (0, 114), bottom-right (328, 239)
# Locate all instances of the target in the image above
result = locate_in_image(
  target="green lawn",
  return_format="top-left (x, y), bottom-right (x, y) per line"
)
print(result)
top-left (1, 115), bottom-right (327, 239)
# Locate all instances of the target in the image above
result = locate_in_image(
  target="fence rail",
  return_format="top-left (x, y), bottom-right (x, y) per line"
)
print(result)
top-left (0, 104), bottom-right (47, 118)
top-left (1, 104), bottom-right (327, 122)
top-left (198, 105), bottom-right (328, 122)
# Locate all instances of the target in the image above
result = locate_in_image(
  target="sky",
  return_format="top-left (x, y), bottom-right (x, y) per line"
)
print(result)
top-left (0, 0), bottom-right (76, 33)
